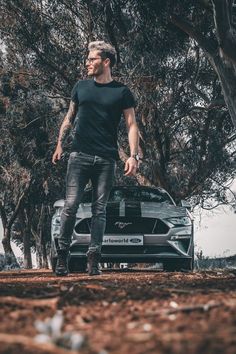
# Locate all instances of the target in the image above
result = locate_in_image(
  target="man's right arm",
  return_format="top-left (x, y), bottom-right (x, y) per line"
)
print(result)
top-left (52, 101), bottom-right (77, 164)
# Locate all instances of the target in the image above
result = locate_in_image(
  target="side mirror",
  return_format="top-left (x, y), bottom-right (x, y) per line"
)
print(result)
top-left (180, 200), bottom-right (192, 210)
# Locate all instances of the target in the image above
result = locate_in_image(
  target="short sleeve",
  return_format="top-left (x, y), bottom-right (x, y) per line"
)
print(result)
top-left (71, 82), bottom-right (79, 104)
top-left (122, 86), bottom-right (136, 110)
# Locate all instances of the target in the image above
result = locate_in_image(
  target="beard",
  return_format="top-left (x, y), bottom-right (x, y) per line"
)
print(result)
top-left (87, 63), bottom-right (104, 77)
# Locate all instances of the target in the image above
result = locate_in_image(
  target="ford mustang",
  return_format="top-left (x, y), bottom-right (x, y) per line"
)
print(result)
top-left (51, 185), bottom-right (194, 272)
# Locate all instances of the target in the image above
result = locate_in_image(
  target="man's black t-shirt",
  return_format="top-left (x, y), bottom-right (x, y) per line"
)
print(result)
top-left (71, 79), bottom-right (135, 160)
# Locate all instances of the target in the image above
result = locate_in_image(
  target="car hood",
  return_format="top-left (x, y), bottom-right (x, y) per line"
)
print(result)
top-left (54, 200), bottom-right (189, 219)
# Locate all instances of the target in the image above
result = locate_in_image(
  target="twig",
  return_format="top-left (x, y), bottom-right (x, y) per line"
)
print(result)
top-left (20, 117), bottom-right (41, 129)
top-left (165, 302), bottom-right (222, 314)
top-left (33, 292), bottom-right (60, 299)
top-left (0, 296), bottom-right (59, 310)
top-left (0, 333), bottom-right (80, 354)
top-left (146, 302), bottom-right (222, 317)
top-left (162, 288), bottom-right (195, 294)
top-left (44, 94), bottom-right (70, 100)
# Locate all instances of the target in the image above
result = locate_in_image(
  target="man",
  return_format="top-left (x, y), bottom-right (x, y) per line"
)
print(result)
top-left (52, 41), bottom-right (139, 276)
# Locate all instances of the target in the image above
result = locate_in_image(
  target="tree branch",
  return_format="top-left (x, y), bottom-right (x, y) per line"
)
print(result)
top-left (212, 0), bottom-right (231, 40)
top-left (5, 178), bottom-right (33, 232)
top-left (189, 81), bottom-right (211, 104)
top-left (212, 0), bottom-right (236, 63)
top-left (105, 2), bottom-right (121, 64)
top-left (8, 4), bottom-right (72, 85)
top-left (170, 14), bottom-right (217, 57)
top-left (208, 98), bottom-right (226, 109)
top-left (209, 176), bottom-right (236, 201)
top-left (0, 202), bottom-right (8, 230)
top-left (8, 190), bottom-right (27, 231)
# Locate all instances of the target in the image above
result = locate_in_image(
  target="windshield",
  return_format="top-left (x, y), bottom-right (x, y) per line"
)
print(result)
top-left (82, 187), bottom-right (174, 204)
top-left (109, 188), bottom-right (174, 204)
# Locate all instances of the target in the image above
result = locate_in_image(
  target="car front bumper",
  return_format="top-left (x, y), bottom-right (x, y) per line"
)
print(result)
top-left (69, 226), bottom-right (193, 262)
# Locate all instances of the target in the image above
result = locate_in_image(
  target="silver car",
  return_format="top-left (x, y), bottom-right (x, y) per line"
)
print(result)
top-left (51, 185), bottom-right (194, 272)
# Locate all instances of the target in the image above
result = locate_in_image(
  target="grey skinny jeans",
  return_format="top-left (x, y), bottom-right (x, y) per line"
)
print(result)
top-left (58, 151), bottom-right (116, 253)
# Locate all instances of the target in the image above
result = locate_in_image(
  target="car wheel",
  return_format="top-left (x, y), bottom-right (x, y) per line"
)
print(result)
top-left (68, 258), bottom-right (87, 273)
top-left (163, 258), bottom-right (193, 272)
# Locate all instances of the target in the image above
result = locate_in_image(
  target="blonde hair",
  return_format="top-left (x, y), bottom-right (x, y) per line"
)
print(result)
top-left (88, 41), bottom-right (116, 67)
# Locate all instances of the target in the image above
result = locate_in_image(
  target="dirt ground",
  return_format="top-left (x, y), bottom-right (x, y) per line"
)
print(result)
top-left (0, 268), bottom-right (236, 354)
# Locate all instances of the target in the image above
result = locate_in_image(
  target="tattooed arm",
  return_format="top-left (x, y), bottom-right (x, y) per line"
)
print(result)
top-left (52, 101), bottom-right (77, 164)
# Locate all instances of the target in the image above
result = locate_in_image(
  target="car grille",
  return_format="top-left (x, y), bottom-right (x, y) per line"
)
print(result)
top-left (74, 217), bottom-right (169, 235)
top-left (102, 245), bottom-right (174, 254)
top-left (70, 245), bottom-right (176, 255)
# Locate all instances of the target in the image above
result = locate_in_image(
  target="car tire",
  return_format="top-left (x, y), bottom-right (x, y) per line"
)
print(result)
top-left (68, 258), bottom-right (87, 273)
top-left (163, 258), bottom-right (193, 272)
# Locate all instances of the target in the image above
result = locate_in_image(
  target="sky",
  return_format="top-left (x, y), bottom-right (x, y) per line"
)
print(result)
top-left (194, 205), bottom-right (236, 257)
top-left (194, 180), bottom-right (236, 257)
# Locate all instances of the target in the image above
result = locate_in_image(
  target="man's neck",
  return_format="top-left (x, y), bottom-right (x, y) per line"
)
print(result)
top-left (94, 73), bottom-right (113, 84)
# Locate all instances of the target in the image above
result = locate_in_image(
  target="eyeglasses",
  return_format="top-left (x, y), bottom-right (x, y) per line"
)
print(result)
top-left (86, 57), bottom-right (102, 63)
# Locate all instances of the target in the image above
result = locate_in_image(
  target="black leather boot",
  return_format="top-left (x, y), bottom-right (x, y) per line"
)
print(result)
top-left (87, 249), bottom-right (102, 276)
top-left (55, 249), bottom-right (69, 276)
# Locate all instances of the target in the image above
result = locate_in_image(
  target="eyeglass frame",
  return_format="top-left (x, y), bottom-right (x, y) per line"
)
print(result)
top-left (86, 57), bottom-right (104, 64)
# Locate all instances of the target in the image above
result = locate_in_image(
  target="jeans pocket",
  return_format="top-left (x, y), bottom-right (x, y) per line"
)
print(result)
top-left (70, 152), bottom-right (82, 158)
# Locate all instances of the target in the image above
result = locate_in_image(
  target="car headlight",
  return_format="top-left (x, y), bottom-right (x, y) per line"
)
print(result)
top-left (165, 216), bottom-right (192, 226)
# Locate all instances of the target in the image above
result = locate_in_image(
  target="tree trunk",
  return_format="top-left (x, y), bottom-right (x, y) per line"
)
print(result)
top-left (171, 7), bottom-right (236, 129)
top-left (23, 225), bottom-right (32, 269)
top-left (36, 246), bottom-right (43, 268)
top-left (39, 204), bottom-right (49, 269)
top-left (31, 227), bottom-right (43, 269)
top-left (0, 186), bottom-right (31, 267)
top-left (19, 209), bottom-right (32, 269)
top-left (2, 228), bottom-right (19, 267)
top-left (32, 204), bottom-right (49, 269)
top-left (211, 57), bottom-right (236, 128)
top-left (0, 202), bottom-right (19, 267)
top-left (42, 238), bottom-right (49, 269)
